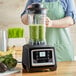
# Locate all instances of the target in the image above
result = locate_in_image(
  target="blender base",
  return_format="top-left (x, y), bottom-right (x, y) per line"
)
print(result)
top-left (22, 44), bottom-right (57, 72)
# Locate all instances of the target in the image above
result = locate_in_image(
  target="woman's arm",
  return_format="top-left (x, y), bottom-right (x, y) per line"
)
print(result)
top-left (21, 0), bottom-right (33, 25)
top-left (46, 16), bottom-right (74, 28)
top-left (21, 14), bottom-right (28, 25)
top-left (46, 0), bottom-right (76, 28)
top-left (52, 16), bottom-right (74, 28)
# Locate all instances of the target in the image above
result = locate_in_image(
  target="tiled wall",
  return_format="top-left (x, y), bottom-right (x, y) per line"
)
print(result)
top-left (0, 0), bottom-right (76, 55)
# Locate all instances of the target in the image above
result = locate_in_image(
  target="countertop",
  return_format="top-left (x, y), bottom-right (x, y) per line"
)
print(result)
top-left (5, 47), bottom-right (76, 76)
top-left (5, 61), bottom-right (76, 76)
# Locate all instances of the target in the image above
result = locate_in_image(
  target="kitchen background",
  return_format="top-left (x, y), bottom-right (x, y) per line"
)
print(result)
top-left (0, 0), bottom-right (76, 56)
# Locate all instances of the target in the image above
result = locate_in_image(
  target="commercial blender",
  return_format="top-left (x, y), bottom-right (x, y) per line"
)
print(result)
top-left (22, 3), bottom-right (57, 72)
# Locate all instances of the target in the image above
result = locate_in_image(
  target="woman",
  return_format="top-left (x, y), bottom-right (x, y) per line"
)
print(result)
top-left (21, 0), bottom-right (76, 61)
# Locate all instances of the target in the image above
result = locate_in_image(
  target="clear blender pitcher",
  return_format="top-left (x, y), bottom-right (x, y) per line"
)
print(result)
top-left (27, 3), bottom-right (46, 45)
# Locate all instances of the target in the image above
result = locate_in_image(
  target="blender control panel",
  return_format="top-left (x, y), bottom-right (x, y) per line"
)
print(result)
top-left (31, 49), bottom-right (55, 66)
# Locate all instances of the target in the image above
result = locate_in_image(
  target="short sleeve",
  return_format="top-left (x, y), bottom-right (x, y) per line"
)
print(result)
top-left (21, 0), bottom-right (33, 16)
top-left (65, 0), bottom-right (76, 24)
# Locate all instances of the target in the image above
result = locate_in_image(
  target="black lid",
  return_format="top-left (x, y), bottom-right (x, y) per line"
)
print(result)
top-left (27, 3), bottom-right (46, 14)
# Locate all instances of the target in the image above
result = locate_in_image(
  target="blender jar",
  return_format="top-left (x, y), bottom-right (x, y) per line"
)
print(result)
top-left (27, 3), bottom-right (46, 45)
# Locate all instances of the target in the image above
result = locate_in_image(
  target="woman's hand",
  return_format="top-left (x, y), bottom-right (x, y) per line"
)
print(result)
top-left (27, 5), bottom-right (32, 8)
top-left (45, 17), bottom-right (52, 27)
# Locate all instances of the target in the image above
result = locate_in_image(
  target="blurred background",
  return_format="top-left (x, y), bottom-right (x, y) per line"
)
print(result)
top-left (0, 0), bottom-right (76, 59)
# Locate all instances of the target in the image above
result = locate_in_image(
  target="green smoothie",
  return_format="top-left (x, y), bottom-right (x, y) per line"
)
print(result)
top-left (29, 24), bottom-right (45, 42)
top-left (29, 24), bottom-right (39, 41)
top-left (39, 25), bottom-right (45, 41)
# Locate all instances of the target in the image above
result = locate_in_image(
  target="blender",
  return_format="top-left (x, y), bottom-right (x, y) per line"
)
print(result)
top-left (22, 3), bottom-right (57, 72)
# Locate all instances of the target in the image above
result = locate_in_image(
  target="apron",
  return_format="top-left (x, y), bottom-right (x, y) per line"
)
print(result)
top-left (42, 0), bottom-right (74, 61)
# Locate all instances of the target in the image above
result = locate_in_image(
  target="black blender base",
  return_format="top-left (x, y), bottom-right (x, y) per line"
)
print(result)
top-left (22, 44), bottom-right (57, 72)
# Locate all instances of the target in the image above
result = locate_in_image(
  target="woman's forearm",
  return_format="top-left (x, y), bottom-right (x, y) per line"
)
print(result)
top-left (51, 16), bottom-right (74, 28)
top-left (21, 14), bottom-right (28, 25)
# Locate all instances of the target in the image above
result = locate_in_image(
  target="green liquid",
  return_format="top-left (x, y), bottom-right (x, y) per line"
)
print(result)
top-left (29, 25), bottom-right (39, 41)
top-left (8, 28), bottom-right (24, 38)
top-left (39, 25), bottom-right (45, 41)
top-left (29, 24), bottom-right (45, 41)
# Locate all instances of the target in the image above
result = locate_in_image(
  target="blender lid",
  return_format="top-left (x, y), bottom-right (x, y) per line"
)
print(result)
top-left (27, 3), bottom-right (46, 14)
